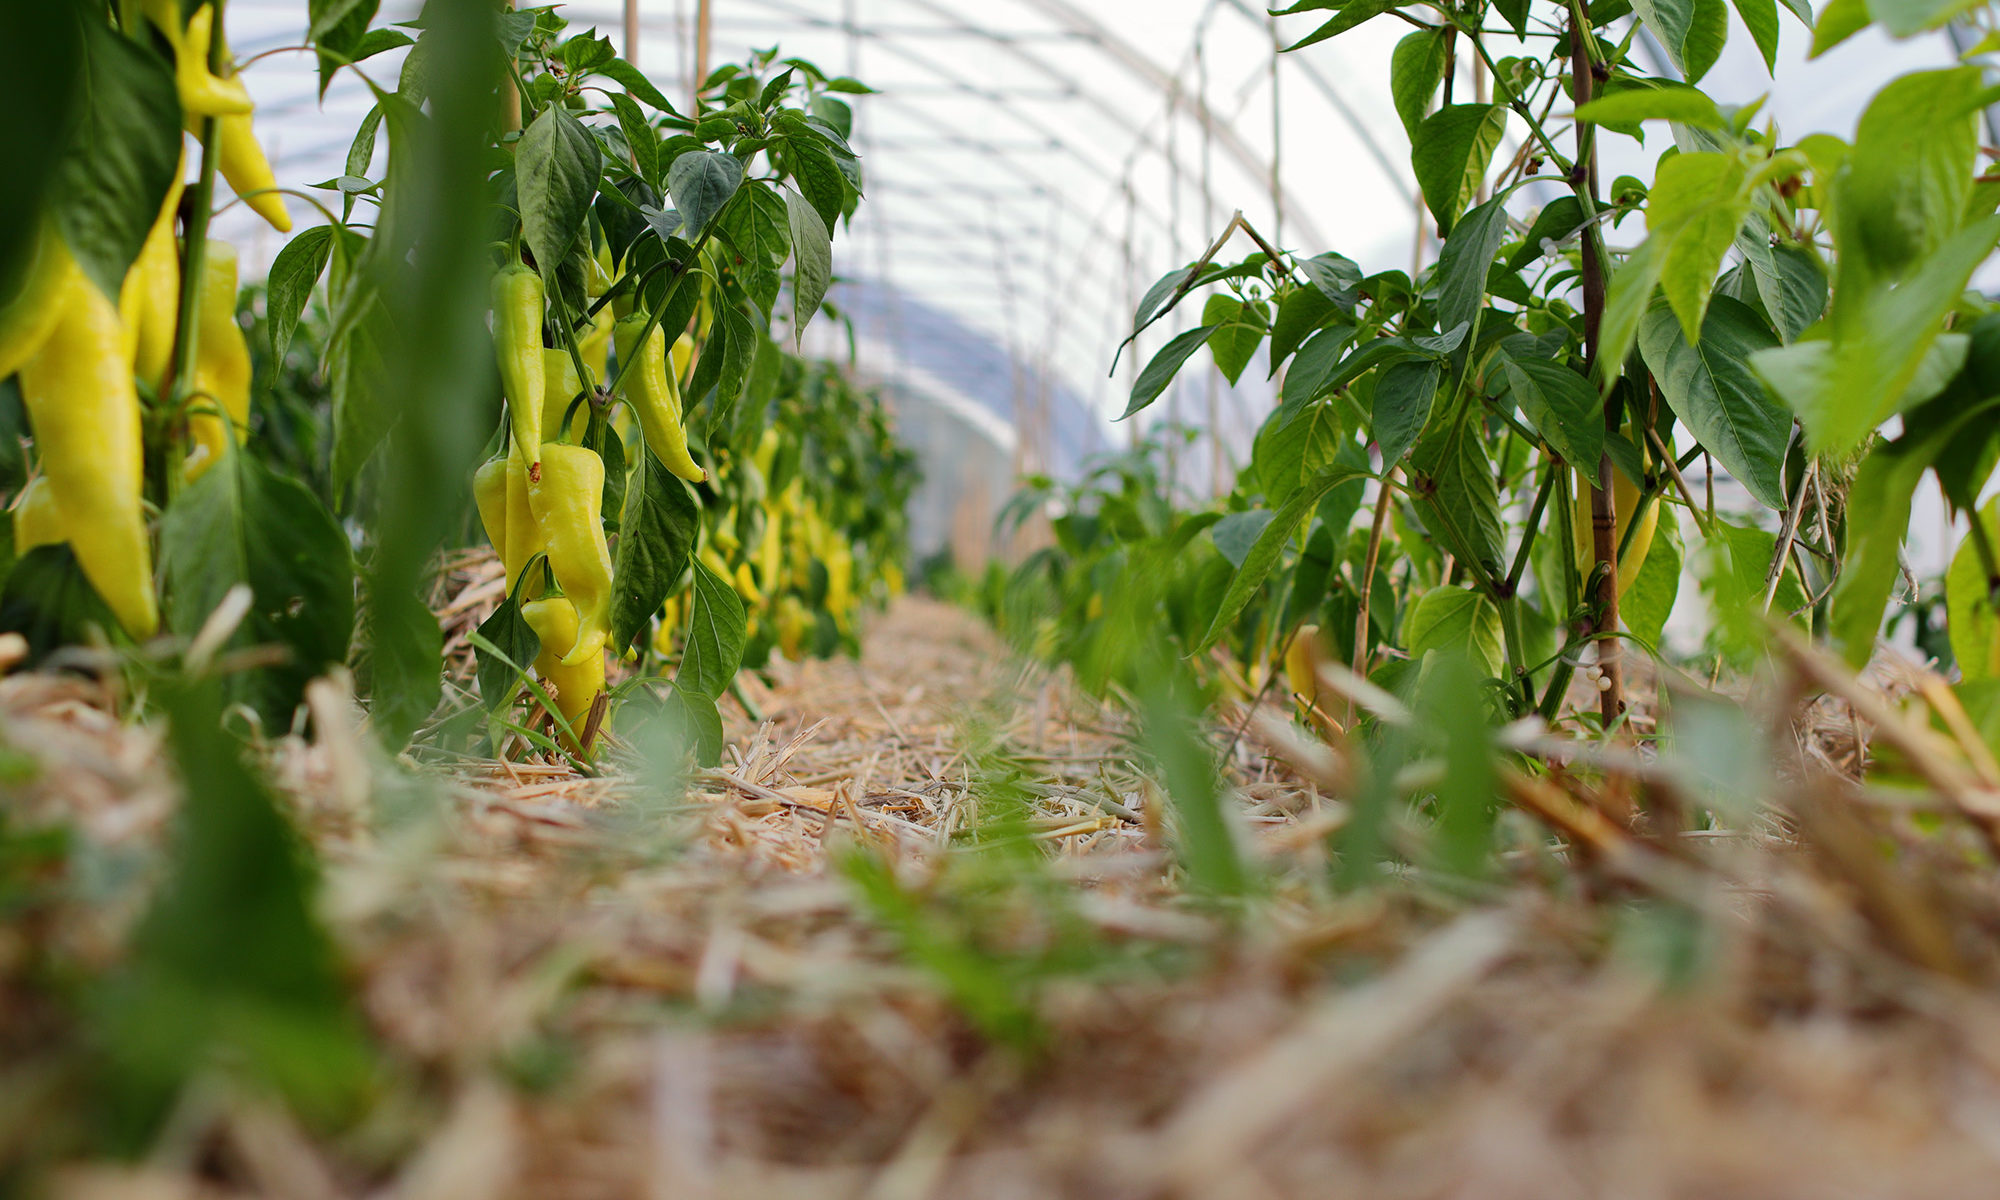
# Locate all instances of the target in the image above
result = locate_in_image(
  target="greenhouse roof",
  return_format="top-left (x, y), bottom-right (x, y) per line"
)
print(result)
top-left (220, 0), bottom-right (1967, 482)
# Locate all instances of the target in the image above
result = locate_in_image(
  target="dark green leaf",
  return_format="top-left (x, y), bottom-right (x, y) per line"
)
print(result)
top-left (1390, 29), bottom-right (1451, 138)
top-left (0, 546), bottom-right (122, 662)
top-left (1268, 286), bottom-right (1342, 372)
top-left (1639, 297), bottom-right (1788, 509)
top-left (51, 18), bottom-right (182, 301)
top-left (1203, 294), bottom-right (1267, 385)
top-left (1284, 0), bottom-right (1402, 49)
top-left (1411, 104), bottom-right (1506, 235)
top-left (1197, 464), bottom-right (1373, 651)
top-left (783, 185), bottom-right (831, 342)
top-left (1434, 196), bottom-right (1511, 376)
top-left (598, 58), bottom-right (683, 116)
top-left (474, 595), bottom-right (539, 713)
top-left (1373, 358), bottom-right (1442, 465)
top-left (268, 226), bottom-right (337, 364)
top-left (608, 90), bottom-right (659, 186)
top-left (1123, 326), bottom-right (1219, 420)
top-left (1501, 356), bottom-right (1603, 470)
top-left (518, 104), bottom-right (602, 280)
top-left (678, 559), bottom-right (747, 699)
top-left (1211, 510), bottom-right (1277, 567)
top-left (611, 453), bottom-right (700, 652)
top-left (1408, 401), bottom-right (1504, 577)
top-left (159, 454), bottom-right (355, 727)
top-left (670, 150), bottom-right (745, 238)
top-left (788, 136), bottom-right (847, 233)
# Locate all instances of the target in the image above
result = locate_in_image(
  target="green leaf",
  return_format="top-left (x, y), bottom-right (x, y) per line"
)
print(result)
top-left (267, 227), bottom-right (337, 365)
top-left (1373, 358), bottom-right (1442, 466)
top-left (1211, 511), bottom-right (1277, 568)
top-left (1826, 416), bottom-right (1966, 665)
top-left (783, 185), bottom-right (831, 342)
top-left (1599, 239), bottom-right (1665, 389)
top-left (679, 559), bottom-right (747, 699)
top-left (1638, 297), bottom-right (1789, 510)
top-left (1834, 68), bottom-right (1985, 285)
top-left (1408, 402), bottom-right (1504, 577)
top-left (1759, 216), bottom-right (2000, 457)
top-left (0, 546), bottom-right (122, 663)
top-left (312, 0), bottom-right (381, 97)
top-left (1867, 0), bottom-right (1986, 36)
top-left (474, 595), bottom-right (539, 713)
top-left (1196, 464), bottom-right (1373, 652)
top-left (1390, 29), bottom-right (1451, 139)
top-left (159, 454), bottom-right (356, 727)
top-left (1810, 0), bottom-right (1869, 53)
top-left (1411, 105), bottom-right (1507, 235)
top-left (518, 104), bottom-right (602, 281)
top-left (669, 150), bottom-right (745, 238)
top-left (788, 137), bottom-right (848, 235)
top-left (598, 59), bottom-right (683, 116)
top-left (1508, 196), bottom-right (1587, 270)
top-left (1434, 195), bottom-right (1511, 377)
top-left (1284, 0), bottom-right (1402, 49)
top-left (102, 675), bottom-right (368, 1141)
top-left (1948, 500), bottom-right (2000, 682)
top-left (611, 453), bottom-right (700, 653)
top-left (1268, 287), bottom-right (1343, 372)
top-left (1405, 586), bottom-right (1504, 679)
top-left (1684, 0), bottom-right (1730, 82)
top-left (1252, 400), bottom-right (1341, 504)
top-left (51, 19), bottom-right (182, 301)
top-left (664, 681), bottom-right (724, 766)
top-left (1645, 151), bottom-right (1750, 344)
top-left (1123, 326), bottom-right (1219, 420)
top-left (1276, 324), bottom-right (1361, 423)
top-left (1733, 0), bottom-right (1782, 71)
top-left (1203, 294), bottom-right (1267, 385)
top-left (1502, 357), bottom-right (1603, 470)
top-left (361, 575), bottom-right (442, 748)
top-left (1575, 85), bottom-right (1725, 129)
top-left (608, 90), bottom-right (659, 186)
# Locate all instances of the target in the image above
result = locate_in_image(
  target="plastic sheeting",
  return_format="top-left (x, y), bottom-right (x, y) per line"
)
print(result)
top-left (217, 0), bottom-right (1965, 501)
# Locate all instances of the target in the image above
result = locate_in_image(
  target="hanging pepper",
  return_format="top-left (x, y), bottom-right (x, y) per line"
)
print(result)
top-left (17, 270), bottom-right (157, 640)
top-left (184, 243), bottom-right (251, 482)
top-left (539, 347), bottom-right (589, 443)
top-left (1571, 458), bottom-right (1657, 598)
top-left (526, 443), bottom-right (615, 666)
top-left (0, 224), bottom-right (77, 381)
top-left (120, 152), bottom-right (186, 394)
top-left (11, 477), bottom-right (65, 554)
top-left (612, 314), bottom-right (706, 483)
top-left (474, 442), bottom-right (546, 595)
top-left (521, 596), bottom-right (605, 755)
top-left (214, 112), bottom-right (292, 233)
top-left (775, 595), bottom-right (810, 661)
top-left (493, 263), bottom-right (546, 474)
top-left (653, 592), bottom-right (683, 658)
top-left (577, 306), bottom-right (615, 394)
top-left (145, 0), bottom-right (254, 118)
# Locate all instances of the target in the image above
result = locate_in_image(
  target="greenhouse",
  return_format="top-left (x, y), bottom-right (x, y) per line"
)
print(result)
top-left (6, 0), bottom-right (2000, 1194)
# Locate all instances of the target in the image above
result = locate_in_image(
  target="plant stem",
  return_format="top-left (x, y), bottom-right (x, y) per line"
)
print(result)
top-left (1566, 3), bottom-right (1625, 727)
top-left (1506, 457), bottom-right (1556, 594)
top-left (161, 8), bottom-right (229, 501)
top-left (1350, 468), bottom-right (1399, 725)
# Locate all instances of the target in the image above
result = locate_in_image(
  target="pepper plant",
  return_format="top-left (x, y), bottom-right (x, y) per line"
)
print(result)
top-left (1078, 0), bottom-right (2000, 736)
top-left (0, 0), bottom-right (912, 764)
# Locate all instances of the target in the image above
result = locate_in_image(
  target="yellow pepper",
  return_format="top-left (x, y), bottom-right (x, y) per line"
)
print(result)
top-left (11, 477), bottom-right (65, 554)
top-left (120, 151), bottom-right (186, 394)
top-left (526, 443), bottom-right (615, 666)
top-left (522, 595), bottom-right (605, 754)
top-left (1572, 460), bottom-right (1657, 598)
top-left (492, 263), bottom-right (546, 472)
top-left (775, 595), bottom-right (810, 661)
top-left (612, 314), bottom-right (705, 483)
top-left (475, 442), bottom-right (547, 596)
top-left (653, 592), bottom-right (683, 657)
top-left (539, 347), bottom-right (589, 444)
top-left (183, 243), bottom-right (251, 482)
top-left (146, 0), bottom-right (254, 118)
top-left (16, 270), bottom-right (157, 640)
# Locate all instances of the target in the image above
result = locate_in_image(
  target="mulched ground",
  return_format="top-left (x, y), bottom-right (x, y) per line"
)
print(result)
top-left (18, 575), bottom-right (2000, 1199)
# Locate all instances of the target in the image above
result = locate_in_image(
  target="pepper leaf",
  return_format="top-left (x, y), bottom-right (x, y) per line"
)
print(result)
top-left (518, 103), bottom-right (602, 280)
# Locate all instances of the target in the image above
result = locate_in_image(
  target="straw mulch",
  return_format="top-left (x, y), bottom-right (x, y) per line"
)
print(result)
top-left (17, 566), bottom-right (2000, 1199)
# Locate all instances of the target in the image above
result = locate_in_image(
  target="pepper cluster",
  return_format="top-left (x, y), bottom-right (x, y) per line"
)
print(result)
top-left (476, 240), bottom-right (710, 752)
